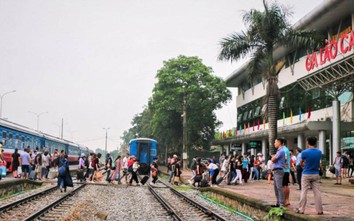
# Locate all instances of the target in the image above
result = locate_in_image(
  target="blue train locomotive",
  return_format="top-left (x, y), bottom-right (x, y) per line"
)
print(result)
top-left (129, 138), bottom-right (157, 174)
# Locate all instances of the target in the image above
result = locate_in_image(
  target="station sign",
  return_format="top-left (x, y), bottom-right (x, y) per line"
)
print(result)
top-left (231, 144), bottom-right (242, 151)
top-left (305, 30), bottom-right (354, 71)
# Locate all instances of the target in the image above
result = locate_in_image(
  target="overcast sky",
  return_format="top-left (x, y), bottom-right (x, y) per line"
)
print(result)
top-left (0, 0), bottom-right (322, 151)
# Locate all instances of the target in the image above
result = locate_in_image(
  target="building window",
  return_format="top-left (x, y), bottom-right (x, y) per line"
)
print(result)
top-left (254, 106), bottom-right (261, 117)
top-left (237, 113), bottom-right (243, 122)
top-left (248, 109), bottom-right (253, 119)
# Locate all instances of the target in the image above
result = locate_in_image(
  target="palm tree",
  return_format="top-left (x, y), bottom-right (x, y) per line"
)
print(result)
top-left (218, 0), bottom-right (322, 154)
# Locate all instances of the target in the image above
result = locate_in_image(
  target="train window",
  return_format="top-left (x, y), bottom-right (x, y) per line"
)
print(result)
top-left (9, 134), bottom-right (13, 147)
top-left (2, 132), bottom-right (6, 146)
top-left (15, 135), bottom-right (19, 148)
top-left (22, 137), bottom-right (25, 149)
top-left (26, 138), bottom-right (30, 148)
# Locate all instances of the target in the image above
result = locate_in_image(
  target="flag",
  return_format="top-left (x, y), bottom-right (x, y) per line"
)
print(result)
top-left (263, 119), bottom-right (266, 129)
top-left (257, 119), bottom-right (260, 130)
top-left (239, 125), bottom-right (242, 135)
top-left (307, 105), bottom-right (311, 119)
top-left (290, 109), bottom-right (293, 124)
top-left (244, 123), bottom-right (246, 134)
top-left (248, 122), bottom-right (250, 133)
top-left (299, 107), bottom-right (302, 121)
top-left (283, 111), bottom-right (285, 125)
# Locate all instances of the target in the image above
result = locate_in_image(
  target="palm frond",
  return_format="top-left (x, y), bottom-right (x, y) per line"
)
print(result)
top-left (218, 31), bottom-right (254, 61)
top-left (282, 29), bottom-right (324, 51)
top-left (247, 48), bottom-right (266, 82)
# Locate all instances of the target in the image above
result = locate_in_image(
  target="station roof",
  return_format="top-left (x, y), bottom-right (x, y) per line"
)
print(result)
top-left (225, 0), bottom-right (354, 87)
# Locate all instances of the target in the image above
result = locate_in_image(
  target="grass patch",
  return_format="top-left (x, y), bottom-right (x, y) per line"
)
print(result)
top-left (173, 186), bottom-right (193, 191)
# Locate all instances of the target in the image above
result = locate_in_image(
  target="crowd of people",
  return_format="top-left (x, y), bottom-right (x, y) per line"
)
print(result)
top-left (166, 152), bottom-right (269, 188)
top-left (0, 145), bottom-right (161, 190)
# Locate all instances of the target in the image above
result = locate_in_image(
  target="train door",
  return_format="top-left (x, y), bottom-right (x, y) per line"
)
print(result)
top-left (137, 141), bottom-right (151, 174)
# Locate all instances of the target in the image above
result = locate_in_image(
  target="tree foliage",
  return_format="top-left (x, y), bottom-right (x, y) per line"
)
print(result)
top-left (218, 0), bottom-right (322, 154)
top-left (121, 55), bottom-right (231, 157)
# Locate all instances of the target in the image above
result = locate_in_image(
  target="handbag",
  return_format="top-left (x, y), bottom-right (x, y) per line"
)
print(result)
top-left (194, 174), bottom-right (202, 182)
top-left (17, 166), bottom-right (22, 175)
top-left (95, 170), bottom-right (103, 179)
top-left (173, 176), bottom-right (180, 183)
top-left (329, 166), bottom-right (335, 174)
top-left (152, 170), bottom-right (157, 177)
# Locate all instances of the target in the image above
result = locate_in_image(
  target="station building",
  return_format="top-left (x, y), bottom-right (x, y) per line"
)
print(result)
top-left (216, 0), bottom-right (354, 164)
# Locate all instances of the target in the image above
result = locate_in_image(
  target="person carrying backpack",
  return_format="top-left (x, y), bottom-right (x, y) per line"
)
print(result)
top-left (57, 155), bottom-right (73, 192)
top-left (105, 153), bottom-right (113, 182)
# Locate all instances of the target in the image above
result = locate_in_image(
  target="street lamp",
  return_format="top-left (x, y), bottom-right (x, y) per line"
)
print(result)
top-left (103, 127), bottom-right (110, 155)
top-left (0, 90), bottom-right (16, 118)
top-left (28, 111), bottom-right (48, 131)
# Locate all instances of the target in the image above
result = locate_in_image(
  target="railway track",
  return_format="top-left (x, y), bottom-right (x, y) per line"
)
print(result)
top-left (0, 183), bottom-right (85, 221)
top-left (148, 179), bottom-right (228, 221)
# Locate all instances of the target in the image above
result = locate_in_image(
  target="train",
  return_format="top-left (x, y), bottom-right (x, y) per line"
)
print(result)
top-left (129, 138), bottom-right (157, 174)
top-left (0, 118), bottom-right (92, 172)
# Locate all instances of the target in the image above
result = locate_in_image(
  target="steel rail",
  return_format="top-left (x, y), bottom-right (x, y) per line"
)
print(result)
top-left (158, 180), bottom-right (228, 221)
top-left (0, 186), bottom-right (58, 212)
top-left (22, 183), bottom-right (86, 221)
top-left (148, 184), bottom-right (182, 221)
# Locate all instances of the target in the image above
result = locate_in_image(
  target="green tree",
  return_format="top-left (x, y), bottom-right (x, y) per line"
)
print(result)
top-left (151, 55), bottom-right (231, 164)
top-left (218, 0), bottom-right (322, 154)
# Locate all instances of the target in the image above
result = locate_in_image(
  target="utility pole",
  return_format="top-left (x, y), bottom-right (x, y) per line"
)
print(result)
top-left (61, 118), bottom-right (64, 139)
top-left (0, 90), bottom-right (16, 118)
top-left (28, 111), bottom-right (48, 131)
top-left (182, 91), bottom-right (188, 170)
top-left (103, 128), bottom-right (110, 156)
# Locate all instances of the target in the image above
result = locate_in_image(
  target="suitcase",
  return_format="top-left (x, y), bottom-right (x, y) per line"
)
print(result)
top-left (140, 175), bottom-right (149, 185)
top-left (29, 171), bottom-right (37, 180)
top-left (200, 179), bottom-right (210, 187)
top-left (216, 177), bottom-right (224, 185)
top-left (77, 170), bottom-right (84, 181)
top-left (0, 166), bottom-right (6, 177)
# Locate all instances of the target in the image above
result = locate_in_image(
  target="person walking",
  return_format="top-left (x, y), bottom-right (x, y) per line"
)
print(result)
top-left (271, 137), bottom-right (286, 207)
top-left (110, 155), bottom-right (122, 184)
top-left (192, 158), bottom-right (204, 187)
top-left (334, 151), bottom-right (343, 185)
top-left (11, 148), bottom-right (21, 178)
top-left (283, 144), bottom-right (291, 206)
top-left (150, 157), bottom-right (159, 185)
top-left (105, 153), bottom-right (113, 182)
top-left (57, 155), bottom-right (73, 192)
top-left (129, 158), bottom-right (140, 186)
top-left (295, 147), bottom-right (303, 190)
top-left (20, 148), bottom-right (31, 179)
top-left (233, 156), bottom-right (243, 185)
top-left (296, 137), bottom-right (323, 215)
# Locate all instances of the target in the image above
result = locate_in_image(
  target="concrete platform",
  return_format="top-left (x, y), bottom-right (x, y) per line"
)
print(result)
top-left (159, 166), bottom-right (354, 220)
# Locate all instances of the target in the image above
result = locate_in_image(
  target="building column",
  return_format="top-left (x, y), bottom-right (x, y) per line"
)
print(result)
top-left (297, 133), bottom-right (305, 149)
top-left (333, 99), bottom-right (340, 162)
top-left (262, 138), bottom-right (267, 158)
top-left (318, 130), bottom-right (326, 156)
top-left (242, 142), bottom-right (246, 154)
top-left (226, 144), bottom-right (230, 156)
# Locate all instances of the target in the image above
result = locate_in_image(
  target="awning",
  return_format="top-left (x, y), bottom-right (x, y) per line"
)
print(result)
top-left (297, 53), bottom-right (354, 91)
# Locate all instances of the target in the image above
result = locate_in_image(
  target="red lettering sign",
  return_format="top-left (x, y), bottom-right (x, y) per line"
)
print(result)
top-left (305, 30), bottom-right (354, 71)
